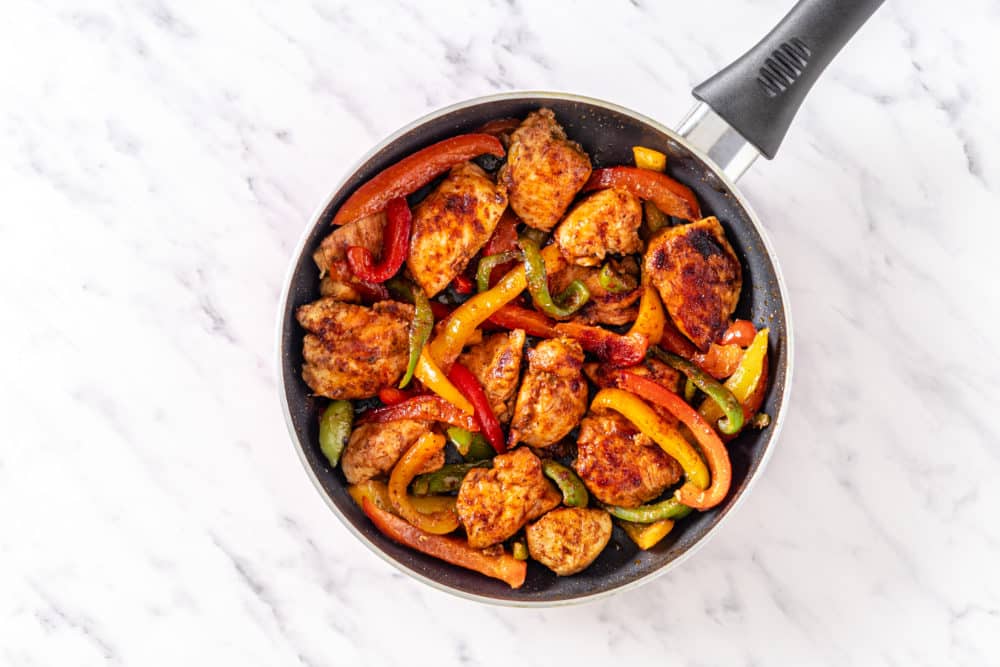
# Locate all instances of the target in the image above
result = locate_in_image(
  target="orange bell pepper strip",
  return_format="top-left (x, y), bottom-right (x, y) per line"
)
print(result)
top-left (388, 433), bottom-right (460, 534)
top-left (487, 304), bottom-right (559, 338)
top-left (720, 319), bottom-right (757, 347)
top-left (582, 167), bottom-right (701, 221)
top-left (699, 328), bottom-right (769, 431)
top-left (362, 497), bottom-right (527, 588)
top-left (348, 479), bottom-right (456, 516)
top-left (614, 372), bottom-right (731, 510)
top-left (358, 395), bottom-right (479, 432)
top-left (692, 343), bottom-right (744, 379)
top-left (627, 284), bottom-right (666, 346)
top-left (332, 134), bottom-right (505, 226)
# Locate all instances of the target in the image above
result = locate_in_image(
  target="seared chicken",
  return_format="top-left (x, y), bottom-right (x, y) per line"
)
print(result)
top-left (296, 298), bottom-right (412, 399)
top-left (584, 357), bottom-right (683, 395)
top-left (644, 217), bottom-right (742, 352)
top-left (548, 258), bottom-right (642, 326)
top-left (457, 329), bottom-right (526, 425)
top-left (406, 162), bottom-right (507, 297)
top-left (341, 419), bottom-right (443, 484)
top-left (499, 109), bottom-right (592, 231)
top-left (554, 189), bottom-right (643, 267)
top-left (574, 410), bottom-right (683, 507)
top-left (526, 508), bottom-right (613, 576)
top-left (509, 338), bottom-right (588, 449)
top-left (312, 212), bottom-right (386, 302)
top-left (456, 447), bottom-right (561, 548)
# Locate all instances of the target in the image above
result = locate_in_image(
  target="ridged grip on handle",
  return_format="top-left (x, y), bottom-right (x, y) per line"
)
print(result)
top-left (693, 0), bottom-right (883, 159)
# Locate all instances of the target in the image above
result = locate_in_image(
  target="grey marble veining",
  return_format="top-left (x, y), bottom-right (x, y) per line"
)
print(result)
top-left (2, 0), bottom-right (998, 664)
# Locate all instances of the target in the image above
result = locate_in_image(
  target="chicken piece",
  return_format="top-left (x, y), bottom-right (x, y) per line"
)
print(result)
top-left (457, 329), bottom-right (526, 425)
top-left (573, 410), bottom-right (684, 507)
top-left (526, 508), bottom-right (613, 576)
top-left (509, 338), bottom-right (588, 448)
top-left (554, 189), bottom-right (643, 267)
top-left (499, 109), bottom-right (592, 231)
top-left (456, 447), bottom-right (561, 548)
top-left (312, 212), bottom-right (386, 302)
top-left (406, 162), bottom-right (507, 297)
top-left (644, 217), bottom-right (742, 352)
top-left (548, 258), bottom-right (642, 326)
top-left (341, 420), bottom-right (443, 484)
top-left (584, 357), bottom-right (683, 394)
top-left (296, 298), bottom-right (412, 399)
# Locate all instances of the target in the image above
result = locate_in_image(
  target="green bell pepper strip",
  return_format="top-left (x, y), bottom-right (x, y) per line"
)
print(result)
top-left (476, 250), bottom-right (522, 293)
top-left (602, 497), bottom-right (693, 524)
top-left (650, 347), bottom-right (744, 435)
top-left (541, 460), bottom-right (589, 508)
top-left (410, 460), bottom-right (492, 496)
top-left (519, 236), bottom-right (590, 318)
top-left (318, 400), bottom-right (353, 467)
top-left (512, 541), bottom-right (528, 561)
top-left (684, 377), bottom-right (698, 403)
top-left (598, 263), bottom-right (631, 293)
top-left (446, 427), bottom-right (496, 460)
top-left (387, 278), bottom-right (434, 389)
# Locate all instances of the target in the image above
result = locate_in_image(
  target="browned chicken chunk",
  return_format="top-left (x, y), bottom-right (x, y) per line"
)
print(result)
top-left (554, 188), bottom-right (643, 267)
top-left (574, 410), bottom-right (683, 507)
top-left (341, 419), bottom-right (443, 484)
top-left (406, 162), bottom-right (507, 297)
top-left (457, 329), bottom-right (526, 425)
top-left (644, 217), bottom-right (742, 352)
top-left (526, 508), bottom-right (613, 576)
top-left (548, 258), bottom-right (642, 326)
top-left (312, 212), bottom-right (386, 302)
top-left (296, 299), bottom-right (412, 399)
top-left (584, 357), bottom-right (683, 395)
top-left (456, 447), bottom-right (561, 548)
top-left (509, 338), bottom-right (588, 448)
top-left (499, 109), bottom-right (592, 231)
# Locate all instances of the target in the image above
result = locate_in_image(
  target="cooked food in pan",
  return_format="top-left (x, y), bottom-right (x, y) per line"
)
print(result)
top-left (297, 109), bottom-right (772, 588)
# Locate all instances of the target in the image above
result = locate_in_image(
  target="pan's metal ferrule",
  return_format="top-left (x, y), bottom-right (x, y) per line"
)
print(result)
top-left (676, 102), bottom-right (759, 182)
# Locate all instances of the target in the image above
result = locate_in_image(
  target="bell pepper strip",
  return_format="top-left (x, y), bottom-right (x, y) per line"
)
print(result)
top-left (628, 285), bottom-right (666, 347)
top-left (651, 348), bottom-right (744, 435)
top-left (644, 201), bottom-right (670, 234)
top-left (478, 117), bottom-right (523, 138)
top-left (692, 343), bottom-right (744, 380)
top-left (446, 427), bottom-right (495, 460)
top-left (451, 274), bottom-right (475, 294)
top-left (633, 145), bottom-right (667, 172)
top-left (477, 250), bottom-right (521, 293)
top-left (411, 460), bottom-right (492, 496)
top-left (541, 460), bottom-right (589, 508)
top-left (700, 328), bottom-right (769, 429)
top-left (511, 540), bottom-right (529, 561)
top-left (427, 244), bottom-right (566, 369)
top-left (591, 388), bottom-right (709, 491)
top-left (348, 479), bottom-right (455, 516)
top-left (483, 209), bottom-right (520, 256)
top-left (683, 377), bottom-right (698, 403)
top-left (388, 433), bottom-right (460, 534)
top-left (446, 362), bottom-right (506, 454)
top-left (487, 304), bottom-right (558, 338)
top-left (362, 497), bottom-right (527, 588)
top-left (401, 285), bottom-right (433, 389)
top-left (379, 386), bottom-right (418, 406)
top-left (659, 314), bottom-right (699, 359)
top-left (318, 400), bottom-right (353, 467)
top-left (598, 262), bottom-right (631, 293)
top-left (332, 134), bottom-right (505, 226)
top-left (358, 395), bottom-right (479, 432)
top-left (412, 350), bottom-right (475, 415)
top-left (346, 196), bottom-right (411, 283)
top-left (554, 322), bottom-right (648, 367)
top-left (613, 372), bottom-right (732, 511)
top-left (520, 236), bottom-right (589, 317)
top-left (602, 497), bottom-right (693, 524)
top-left (582, 167), bottom-right (701, 221)
top-left (619, 518), bottom-right (675, 550)
top-left (720, 319), bottom-right (757, 347)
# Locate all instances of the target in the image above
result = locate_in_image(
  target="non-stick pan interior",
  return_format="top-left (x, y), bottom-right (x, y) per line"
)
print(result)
top-left (279, 95), bottom-right (789, 604)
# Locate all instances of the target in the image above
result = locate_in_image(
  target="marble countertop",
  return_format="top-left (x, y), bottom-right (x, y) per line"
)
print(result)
top-left (3, 1), bottom-right (999, 664)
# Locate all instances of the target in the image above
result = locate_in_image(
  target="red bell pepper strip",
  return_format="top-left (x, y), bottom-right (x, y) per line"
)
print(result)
top-left (477, 117), bottom-right (522, 138)
top-left (332, 134), bottom-right (505, 226)
top-left (358, 395), bottom-right (479, 432)
top-left (446, 362), bottom-right (506, 454)
top-left (720, 319), bottom-right (757, 347)
top-left (451, 274), bottom-right (475, 294)
top-left (428, 301), bottom-right (453, 321)
top-left (362, 497), bottom-right (526, 588)
top-left (486, 304), bottom-right (558, 338)
top-left (346, 197), bottom-right (411, 283)
top-left (378, 386), bottom-right (418, 406)
top-left (483, 209), bottom-right (520, 256)
top-left (582, 167), bottom-right (701, 221)
top-left (613, 372), bottom-right (732, 510)
top-left (555, 322), bottom-right (648, 367)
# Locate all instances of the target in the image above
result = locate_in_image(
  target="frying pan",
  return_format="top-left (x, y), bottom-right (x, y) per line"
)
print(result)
top-left (277, 0), bottom-right (883, 605)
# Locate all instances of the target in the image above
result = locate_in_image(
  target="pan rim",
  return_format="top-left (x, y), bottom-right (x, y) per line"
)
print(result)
top-left (275, 90), bottom-right (795, 607)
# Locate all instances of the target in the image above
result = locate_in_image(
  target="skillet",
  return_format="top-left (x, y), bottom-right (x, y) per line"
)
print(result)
top-left (277, 0), bottom-right (883, 605)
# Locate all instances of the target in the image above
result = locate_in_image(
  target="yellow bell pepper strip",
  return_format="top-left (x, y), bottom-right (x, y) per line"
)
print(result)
top-left (520, 235), bottom-right (590, 317)
top-left (428, 244), bottom-right (566, 369)
top-left (627, 284), bottom-right (666, 347)
top-left (602, 497), bottom-right (693, 523)
top-left (362, 497), bottom-right (527, 588)
top-left (619, 518), bottom-right (675, 550)
top-left (412, 350), bottom-right (475, 415)
top-left (541, 460), bottom-right (589, 507)
top-left (348, 479), bottom-right (457, 516)
top-left (318, 400), bottom-right (352, 467)
top-left (700, 328), bottom-right (770, 432)
top-left (614, 372), bottom-right (732, 511)
top-left (388, 433), bottom-right (460, 534)
top-left (590, 388), bottom-right (709, 491)
top-left (651, 347), bottom-right (744, 435)
top-left (633, 145), bottom-right (667, 172)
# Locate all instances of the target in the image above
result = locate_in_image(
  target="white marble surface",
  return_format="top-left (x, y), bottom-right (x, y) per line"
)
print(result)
top-left (3, 0), bottom-right (999, 664)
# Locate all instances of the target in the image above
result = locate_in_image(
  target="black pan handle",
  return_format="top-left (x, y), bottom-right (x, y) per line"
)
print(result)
top-left (693, 0), bottom-right (883, 159)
